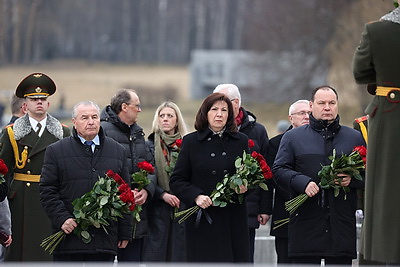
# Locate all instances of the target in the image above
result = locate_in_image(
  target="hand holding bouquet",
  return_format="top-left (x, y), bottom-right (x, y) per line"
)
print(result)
top-left (131, 161), bottom-right (153, 222)
top-left (175, 139), bottom-right (273, 224)
top-left (40, 170), bottom-right (134, 254)
top-left (285, 146), bottom-right (366, 215)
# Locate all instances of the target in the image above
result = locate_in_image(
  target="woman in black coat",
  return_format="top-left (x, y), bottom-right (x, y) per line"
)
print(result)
top-left (170, 93), bottom-right (250, 263)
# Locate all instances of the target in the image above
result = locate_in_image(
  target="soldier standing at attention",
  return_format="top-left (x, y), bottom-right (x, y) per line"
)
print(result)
top-left (0, 73), bottom-right (70, 261)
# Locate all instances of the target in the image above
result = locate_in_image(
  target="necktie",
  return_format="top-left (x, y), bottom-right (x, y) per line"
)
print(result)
top-left (36, 123), bottom-right (42, 135)
top-left (84, 140), bottom-right (94, 146)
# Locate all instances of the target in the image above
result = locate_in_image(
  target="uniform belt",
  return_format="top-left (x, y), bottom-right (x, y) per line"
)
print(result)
top-left (376, 86), bottom-right (400, 96)
top-left (14, 173), bottom-right (40, 182)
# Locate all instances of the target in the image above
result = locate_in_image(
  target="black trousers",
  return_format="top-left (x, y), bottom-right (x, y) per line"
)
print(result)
top-left (275, 236), bottom-right (292, 264)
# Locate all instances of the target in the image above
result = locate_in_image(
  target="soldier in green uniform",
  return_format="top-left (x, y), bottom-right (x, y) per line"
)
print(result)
top-left (0, 73), bottom-right (70, 261)
top-left (352, 5), bottom-right (400, 265)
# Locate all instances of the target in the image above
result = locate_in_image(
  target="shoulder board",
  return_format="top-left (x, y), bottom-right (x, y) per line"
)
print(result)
top-left (62, 124), bottom-right (70, 128)
top-left (354, 115), bottom-right (368, 123)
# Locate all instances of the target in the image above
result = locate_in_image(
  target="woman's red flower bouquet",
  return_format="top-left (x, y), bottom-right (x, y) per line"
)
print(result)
top-left (40, 170), bottom-right (134, 254)
top-left (174, 139), bottom-right (272, 224)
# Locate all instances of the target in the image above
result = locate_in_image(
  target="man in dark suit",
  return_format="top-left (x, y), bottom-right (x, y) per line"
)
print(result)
top-left (266, 99), bottom-right (310, 264)
top-left (0, 73), bottom-right (70, 261)
top-left (352, 5), bottom-right (400, 265)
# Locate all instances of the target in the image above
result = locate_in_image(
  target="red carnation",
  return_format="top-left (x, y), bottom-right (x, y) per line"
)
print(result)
top-left (353, 146), bottom-right (367, 157)
top-left (106, 170), bottom-right (115, 178)
top-left (113, 173), bottom-right (125, 185)
top-left (175, 139), bottom-right (183, 148)
top-left (248, 139), bottom-right (255, 149)
top-left (118, 183), bottom-right (131, 194)
top-left (137, 161), bottom-right (155, 174)
top-left (0, 159), bottom-right (8, 176)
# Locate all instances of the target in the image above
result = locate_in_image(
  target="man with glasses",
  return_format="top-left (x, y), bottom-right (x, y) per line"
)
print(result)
top-left (100, 89), bottom-right (155, 262)
top-left (0, 73), bottom-right (70, 261)
top-left (266, 99), bottom-right (311, 264)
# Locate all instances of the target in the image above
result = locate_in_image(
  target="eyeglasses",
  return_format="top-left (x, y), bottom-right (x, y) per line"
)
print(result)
top-left (126, 103), bottom-right (141, 110)
top-left (291, 111), bottom-right (311, 116)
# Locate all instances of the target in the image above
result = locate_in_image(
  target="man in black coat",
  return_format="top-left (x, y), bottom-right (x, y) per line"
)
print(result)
top-left (40, 101), bottom-right (132, 262)
top-left (214, 84), bottom-right (271, 262)
top-left (100, 89), bottom-right (155, 262)
top-left (266, 99), bottom-right (310, 264)
top-left (273, 86), bottom-right (365, 265)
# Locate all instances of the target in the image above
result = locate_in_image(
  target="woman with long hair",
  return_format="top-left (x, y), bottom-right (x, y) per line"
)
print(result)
top-left (144, 101), bottom-right (188, 262)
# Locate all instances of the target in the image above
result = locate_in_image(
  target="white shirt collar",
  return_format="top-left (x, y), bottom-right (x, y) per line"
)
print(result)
top-left (28, 116), bottom-right (47, 137)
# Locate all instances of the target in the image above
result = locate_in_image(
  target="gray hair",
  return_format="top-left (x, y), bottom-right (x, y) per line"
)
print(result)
top-left (288, 99), bottom-right (310, 115)
top-left (151, 101), bottom-right (188, 136)
top-left (213, 83), bottom-right (242, 107)
top-left (72, 101), bottom-right (100, 119)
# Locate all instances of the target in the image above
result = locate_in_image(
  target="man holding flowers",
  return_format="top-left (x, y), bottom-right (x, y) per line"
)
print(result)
top-left (273, 86), bottom-right (366, 265)
top-left (100, 89), bottom-right (155, 262)
top-left (40, 101), bottom-right (132, 262)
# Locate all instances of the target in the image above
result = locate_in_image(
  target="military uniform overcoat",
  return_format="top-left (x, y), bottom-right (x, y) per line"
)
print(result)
top-left (352, 9), bottom-right (400, 264)
top-left (0, 114), bottom-right (70, 261)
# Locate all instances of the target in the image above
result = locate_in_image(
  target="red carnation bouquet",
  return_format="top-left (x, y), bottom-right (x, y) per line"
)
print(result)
top-left (131, 161), bottom-right (153, 222)
top-left (41, 170), bottom-right (135, 254)
top-left (174, 139), bottom-right (272, 224)
top-left (285, 146), bottom-right (366, 214)
top-left (0, 159), bottom-right (8, 184)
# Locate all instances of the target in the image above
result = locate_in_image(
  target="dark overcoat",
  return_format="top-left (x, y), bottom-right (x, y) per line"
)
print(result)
top-left (100, 105), bottom-right (156, 239)
top-left (352, 13), bottom-right (400, 264)
top-left (273, 115), bottom-right (365, 259)
top-left (169, 129), bottom-right (250, 263)
top-left (238, 108), bottom-right (272, 229)
top-left (39, 128), bottom-right (132, 255)
top-left (0, 114), bottom-right (70, 261)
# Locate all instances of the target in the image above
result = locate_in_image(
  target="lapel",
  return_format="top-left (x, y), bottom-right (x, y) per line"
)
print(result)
top-left (19, 129), bottom-right (58, 158)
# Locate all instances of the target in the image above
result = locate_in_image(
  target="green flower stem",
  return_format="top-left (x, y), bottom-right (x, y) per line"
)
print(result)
top-left (285, 193), bottom-right (309, 214)
top-left (40, 230), bottom-right (66, 254)
top-left (272, 218), bottom-right (290, 230)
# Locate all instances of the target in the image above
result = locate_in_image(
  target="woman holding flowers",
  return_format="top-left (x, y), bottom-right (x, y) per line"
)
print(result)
top-left (170, 93), bottom-right (250, 263)
top-left (272, 86), bottom-right (366, 265)
top-left (144, 101), bottom-right (188, 262)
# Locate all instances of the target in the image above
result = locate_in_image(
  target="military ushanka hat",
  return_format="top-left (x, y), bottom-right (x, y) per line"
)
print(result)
top-left (15, 73), bottom-right (56, 98)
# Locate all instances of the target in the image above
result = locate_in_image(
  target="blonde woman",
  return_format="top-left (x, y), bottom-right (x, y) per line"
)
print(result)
top-left (144, 101), bottom-right (188, 262)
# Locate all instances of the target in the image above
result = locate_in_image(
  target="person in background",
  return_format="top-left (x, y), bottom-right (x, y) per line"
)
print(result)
top-left (100, 89), bottom-right (155, 262)
top-left (40, 101), bottom-right (131, 262)
top-left (213, 84), bottom-right (271, 262)
top-left (144, 101), bottom-right (188, 262)
top-left (0, 73), bottom-right (70, 261)
top-left (0, 94), bottom-right (26, 262)
top-left (170, 92), bottom-right (250, 263)
top-left (276, 120), bottom-right (290, 135)
top-left (266, 99), bottom-right (311, 264)
top-left (273, 86), bottom-right (365, 265)
top-left (8, 95), bottom-right (27, 124)
top-left (352, 5), bottom-right (400, 264)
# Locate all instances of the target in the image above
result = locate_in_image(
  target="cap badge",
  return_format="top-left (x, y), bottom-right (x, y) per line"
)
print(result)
top-left (35, 87), bottom-right (43, 93)
top-left (33, 74), bottom-right (42, 78)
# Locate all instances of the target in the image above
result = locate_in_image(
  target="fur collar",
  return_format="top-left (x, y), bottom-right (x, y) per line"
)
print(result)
top-left (13, 114), bottom-right (64, 140)
top-left (381, 7), bottom-right (400, 24)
